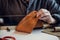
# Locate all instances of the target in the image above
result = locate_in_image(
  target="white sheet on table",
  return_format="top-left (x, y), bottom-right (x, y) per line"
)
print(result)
top-left (0, 29), bottom-right (59, 40)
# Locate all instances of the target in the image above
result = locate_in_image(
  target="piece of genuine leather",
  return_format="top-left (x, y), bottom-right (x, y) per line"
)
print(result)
top-left (16, 11), bottom-right (43, 33)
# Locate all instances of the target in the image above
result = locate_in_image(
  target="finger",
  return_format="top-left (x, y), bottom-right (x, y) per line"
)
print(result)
top-left (37, 12), bottom-right (43, 18)
top-left (39, 15), bottom-right (50, 22)
top-left (41, 15), bottom-right (49, 18)
top-left (41, 9), bottom-right (51, 15)
top-left (40, 17), bottom-right (48, 20)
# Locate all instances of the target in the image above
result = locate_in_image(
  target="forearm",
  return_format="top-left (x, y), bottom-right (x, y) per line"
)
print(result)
top-left (47, 0), bottom-right (60, 26)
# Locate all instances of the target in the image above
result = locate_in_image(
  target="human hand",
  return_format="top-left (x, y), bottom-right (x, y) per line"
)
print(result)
top-left (37, 9), bottom-right (56, 24)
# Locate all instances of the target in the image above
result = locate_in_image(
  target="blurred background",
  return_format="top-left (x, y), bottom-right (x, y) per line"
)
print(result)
top-left (0, 0), bottom-right (60, 26)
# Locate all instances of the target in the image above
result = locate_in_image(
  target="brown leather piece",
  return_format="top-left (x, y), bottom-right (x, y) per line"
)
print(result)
top-left (16, 11), bottom-right (43, 33)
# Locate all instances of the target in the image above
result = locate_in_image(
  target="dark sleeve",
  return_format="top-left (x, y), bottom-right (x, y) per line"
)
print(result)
top-left (0, 0), bottom-right (4, 16)
top-left (0, 0), bottom-right (4, 24)
top-left (0, 0), bottom-right (2, 16)
top-left (47, 0), bottom-right (60, 26)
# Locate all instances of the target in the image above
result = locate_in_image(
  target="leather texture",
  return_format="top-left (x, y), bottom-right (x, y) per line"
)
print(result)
top-left (16, 11), bottom-right (43, 33)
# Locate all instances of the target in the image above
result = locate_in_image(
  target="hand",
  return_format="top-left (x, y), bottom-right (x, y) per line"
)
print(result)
top-left (37, 9), bottom-right (56, 24)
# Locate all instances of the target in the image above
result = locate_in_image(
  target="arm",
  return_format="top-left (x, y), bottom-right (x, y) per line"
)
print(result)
top-left (47, 0), bottom-right (60, 26)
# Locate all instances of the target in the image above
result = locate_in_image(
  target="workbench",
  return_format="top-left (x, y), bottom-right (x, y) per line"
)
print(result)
top-left (0, 26), bottom-right (60, 40)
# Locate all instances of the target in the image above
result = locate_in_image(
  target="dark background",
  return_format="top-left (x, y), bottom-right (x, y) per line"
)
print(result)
top-left (56, 0), bottom-right (60, 5)
top-left (0, 0), bottom-right (60, 26)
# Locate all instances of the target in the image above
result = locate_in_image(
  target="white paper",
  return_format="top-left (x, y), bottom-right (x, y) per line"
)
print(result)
top-left (0, 29), bottom-right (59, 40)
